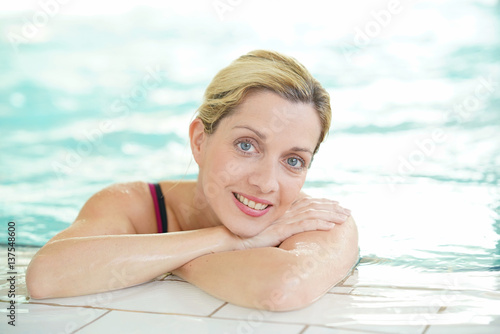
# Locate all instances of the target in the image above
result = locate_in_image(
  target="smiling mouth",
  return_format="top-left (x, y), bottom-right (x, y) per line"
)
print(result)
top-left (233, 193), bottom-right (270, 211)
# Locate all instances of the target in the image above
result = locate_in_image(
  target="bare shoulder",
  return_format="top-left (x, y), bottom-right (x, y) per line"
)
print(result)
top-left (47, 181), bottom-right (156, 243)
top-left (158, 180), bottom-right (197, 195)
top-left (84, 181), bottom-right (153, 222)
top-left (157, 180), bottom-right (197, 210)
top-left (157, 180), bottom-right (198, 231)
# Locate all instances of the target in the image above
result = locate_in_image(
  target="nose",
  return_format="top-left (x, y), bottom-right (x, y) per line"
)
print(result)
top-left (248, 157), bottom-right (279, 194)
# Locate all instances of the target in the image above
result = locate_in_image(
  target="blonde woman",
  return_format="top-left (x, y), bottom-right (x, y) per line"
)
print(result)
top-left (26, 50), bottom-right (359, 311)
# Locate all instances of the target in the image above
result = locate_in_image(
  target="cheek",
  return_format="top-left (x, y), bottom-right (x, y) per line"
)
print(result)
top-left (204, 150), bottom-right (247, 188)
top-left (280, 176), bottom-right (306, 206)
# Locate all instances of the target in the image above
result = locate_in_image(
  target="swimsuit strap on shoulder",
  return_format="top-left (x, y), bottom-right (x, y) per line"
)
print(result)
top-left (148, 183), bottom-right (168, 233)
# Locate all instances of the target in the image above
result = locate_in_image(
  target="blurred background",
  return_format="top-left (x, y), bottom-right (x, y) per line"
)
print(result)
top-left (0, 0), bottom-right (499, 274)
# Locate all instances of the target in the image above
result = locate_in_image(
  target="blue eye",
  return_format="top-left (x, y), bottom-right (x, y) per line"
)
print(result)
top-left (239, 142), bottom-right (252, 151)
top-left (287, 157), bottom-right (304, 168)
top-left (235, 139), bottom-right (258, 154)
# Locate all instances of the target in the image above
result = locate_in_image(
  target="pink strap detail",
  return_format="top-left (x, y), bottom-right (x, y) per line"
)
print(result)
top-left (148, 183), bottom-right (163, 233)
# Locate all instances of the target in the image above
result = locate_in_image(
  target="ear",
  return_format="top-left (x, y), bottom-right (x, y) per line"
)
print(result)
top-left (189, 118), bottom-right (207, 165)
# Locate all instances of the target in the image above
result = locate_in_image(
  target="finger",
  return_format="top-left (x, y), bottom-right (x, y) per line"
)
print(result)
top-left (293, 199), bottom-right (351, 218)
top-left (309, 198), bottom-right (350, 215)
top-left (272, 218), bottom-right (334, 238)
top-left (296, 218), bottom-right (337, 232)
top-left (284, 208), bottom-right (349, 225)
top-left (290, 197), bottom-right (341, 212)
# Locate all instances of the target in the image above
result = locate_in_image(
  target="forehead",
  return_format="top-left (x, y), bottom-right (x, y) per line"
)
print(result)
top-left (222, 90), bottom-right (321, 144)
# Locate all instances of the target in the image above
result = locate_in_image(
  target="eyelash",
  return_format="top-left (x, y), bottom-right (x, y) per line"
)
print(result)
top-left (235, 138), bottom-right (256, 155)
top-left (286, 156), bottom-right (307, 171)
top-left (234, 139), bottom-right (307, 172)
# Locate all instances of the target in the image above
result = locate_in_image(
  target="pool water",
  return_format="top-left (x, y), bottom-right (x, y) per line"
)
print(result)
top-left (0, 1), bottom-right (499, 278)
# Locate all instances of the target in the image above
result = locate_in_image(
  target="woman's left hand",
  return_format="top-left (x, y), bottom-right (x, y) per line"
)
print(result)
top-left (237, 196), bottom-right (351, 250)
top-left (286, 195), bottom-right (351, 225)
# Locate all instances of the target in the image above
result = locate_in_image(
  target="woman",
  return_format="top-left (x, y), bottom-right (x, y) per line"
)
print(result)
top-left (26, 50), bottom-right (359, 311)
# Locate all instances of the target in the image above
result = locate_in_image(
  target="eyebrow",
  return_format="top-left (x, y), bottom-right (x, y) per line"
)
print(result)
top-left (233, 125), bottom-right (314, 156)
top-left (234, 125), bottom-right (267, 139)
top-left (290, 146), bottom-right (314, 155)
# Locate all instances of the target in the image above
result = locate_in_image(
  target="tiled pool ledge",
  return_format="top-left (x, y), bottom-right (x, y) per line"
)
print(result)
top-left (1, 246), bottom-right (499, 333)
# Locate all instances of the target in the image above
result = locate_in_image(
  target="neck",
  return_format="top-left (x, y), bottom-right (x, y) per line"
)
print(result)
top-left (179, 180), bottom-right (221, 231)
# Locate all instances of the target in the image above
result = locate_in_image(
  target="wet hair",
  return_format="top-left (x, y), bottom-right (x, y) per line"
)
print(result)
top-left (196, 49), bottom-right (331, 154)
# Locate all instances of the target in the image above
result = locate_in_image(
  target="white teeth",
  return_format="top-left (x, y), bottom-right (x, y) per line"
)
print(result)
top-left (234, 193), bottom-right (269, 210)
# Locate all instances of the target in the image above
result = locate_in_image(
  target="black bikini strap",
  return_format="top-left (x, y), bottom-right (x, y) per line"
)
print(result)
top-left (154, 183), bottom-right (168, 233)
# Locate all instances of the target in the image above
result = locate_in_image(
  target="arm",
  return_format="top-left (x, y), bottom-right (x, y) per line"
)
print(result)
top-left (173, 198), bottom-right (359, 311)
top-left (25, 182), bottom-right (241, 299)
top-left (277, 215), bottom-right (359, 309)
top-left (26, 183), bottom-right (344, 300)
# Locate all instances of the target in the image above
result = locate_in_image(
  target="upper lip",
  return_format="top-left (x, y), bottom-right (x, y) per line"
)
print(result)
top-left (233, 192), bottom-right (273, 206)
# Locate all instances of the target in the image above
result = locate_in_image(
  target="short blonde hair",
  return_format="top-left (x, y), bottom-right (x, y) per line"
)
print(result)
top-left (197, 50), bottom-right (331, 154)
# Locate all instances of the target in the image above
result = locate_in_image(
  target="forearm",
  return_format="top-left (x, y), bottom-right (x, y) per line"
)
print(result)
top-left (173, 247), bottom-right (298, 310)
top-left (26, 226), bottom-right (238, 299)
top-left (279, 215), bottom-right (360, 288)
top-left (174, 216), bottom-right (359, 311)
top-left (278, 216), bottom-right (360, 302)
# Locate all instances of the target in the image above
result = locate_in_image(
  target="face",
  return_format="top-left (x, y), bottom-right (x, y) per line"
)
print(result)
top-left (191, 90), bottom-right (322, 237)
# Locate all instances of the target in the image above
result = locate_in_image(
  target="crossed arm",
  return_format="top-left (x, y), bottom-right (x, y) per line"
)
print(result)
top-left (26, 182), bottom-right (359, 311)
top-left (173, 215), bottom-right (358, 311)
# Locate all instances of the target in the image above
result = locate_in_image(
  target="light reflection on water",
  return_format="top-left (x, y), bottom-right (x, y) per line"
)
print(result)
top-left (0, 1), bottom-right (499, 274)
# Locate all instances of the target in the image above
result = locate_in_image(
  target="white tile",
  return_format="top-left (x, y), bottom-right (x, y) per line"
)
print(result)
top-left (0, 302), bottom-right (107, 334)
top-left (341, 269), bottom-right (360, 286)
top-left (214, 293), bottom-right (430, 334)
top-left (426, 324), bottom-right (500, 334)
top-left (418, 290), bottom-right (500, 326)
top-left (327, 286), bottom-right (353, 294)
top-left (303, 326), bottom-right (382, 334)
top-left (35, 280), bottom-right (225, 316)
top-left (78, 309), bottom-right (304, 334)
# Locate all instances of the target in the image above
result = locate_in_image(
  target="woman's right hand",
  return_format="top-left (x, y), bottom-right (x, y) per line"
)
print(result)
top-left (237, 196), bottom-right (351, 250)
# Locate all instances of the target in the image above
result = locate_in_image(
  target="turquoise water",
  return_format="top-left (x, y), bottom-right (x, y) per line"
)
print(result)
top-left (0, 1), bottom-right (499, 273)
